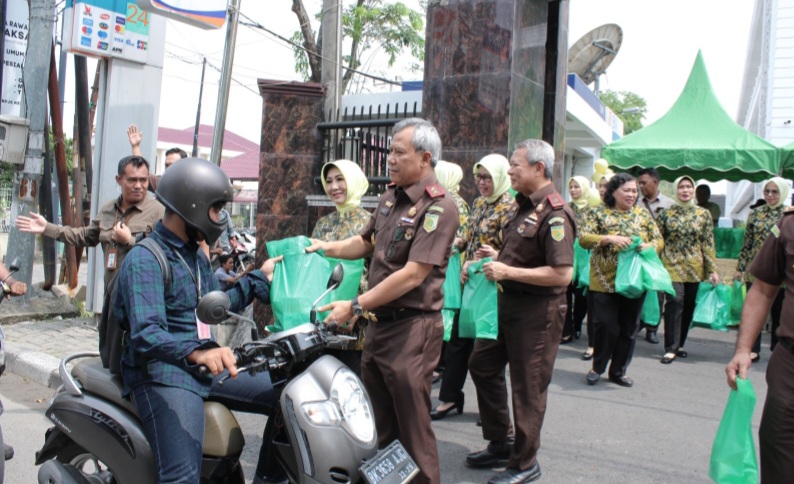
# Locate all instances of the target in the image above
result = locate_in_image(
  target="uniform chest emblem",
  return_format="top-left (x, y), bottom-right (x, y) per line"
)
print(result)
top-left (424, 213), bottom-right (439, 233)
top-left (518, 224), bottom-right (526, 234)
top-left (408, 207), bottom-right (417, 217)
top-left (551, 225), bottom-right (565, 241)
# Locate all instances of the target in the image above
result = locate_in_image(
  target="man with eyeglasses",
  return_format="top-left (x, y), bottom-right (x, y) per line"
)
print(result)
top-left (307, 118), bottom-right (459, 484)
top-left (466, 139), bottom-right (575, 484)
top-left (16, 155), bottom-right (164, 288)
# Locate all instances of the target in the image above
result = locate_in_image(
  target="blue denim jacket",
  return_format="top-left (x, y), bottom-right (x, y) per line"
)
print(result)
top-left (116, 222), bottom-right (270, 397)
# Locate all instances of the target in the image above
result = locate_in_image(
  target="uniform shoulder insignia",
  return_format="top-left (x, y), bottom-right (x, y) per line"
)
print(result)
top-left (548, 216), bottom-right (565, 225)
top-left (546, 193), bottom-right (565, 209)
top-left (426, 183), bottom-right (445, 198)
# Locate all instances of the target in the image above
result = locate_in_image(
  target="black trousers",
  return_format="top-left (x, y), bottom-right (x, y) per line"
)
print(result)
top-left (438, 313), bottom-right (474, 403)
top-left (586, 290), bottom-right (595, 347)
top-left (563, 284), bottom-right (588, 339)
top-left (663, 282), bottom-right (699, 353)
top-left (591, 291), bottom-right (645, 378)
top-left (749, 281), bottom-right (785, 354)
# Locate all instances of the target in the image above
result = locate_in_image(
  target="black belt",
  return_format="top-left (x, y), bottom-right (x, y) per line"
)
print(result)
top-left (370, 308), bottom-right (433, 323)
top-left (778, 337), bottom-right (794, 355)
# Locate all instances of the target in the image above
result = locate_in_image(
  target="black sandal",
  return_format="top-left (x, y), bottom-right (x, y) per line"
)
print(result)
top-left (660, 353), bottom-right (676, 364)
top-left (581, 348), bottom-right (594, 360)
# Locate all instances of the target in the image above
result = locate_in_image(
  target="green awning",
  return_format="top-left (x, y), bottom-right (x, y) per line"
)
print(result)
top-left (782, 140), bottom-right (794, 179)
top-left (601, 51), bottom-right (781, 182)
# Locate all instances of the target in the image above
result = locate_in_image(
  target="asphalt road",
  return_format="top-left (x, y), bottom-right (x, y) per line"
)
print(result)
top-left (0, 326), bottom-right (768, 484)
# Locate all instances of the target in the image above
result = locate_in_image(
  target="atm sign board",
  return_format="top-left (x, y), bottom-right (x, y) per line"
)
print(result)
top-left (65, 0), bottom-right (151, 64)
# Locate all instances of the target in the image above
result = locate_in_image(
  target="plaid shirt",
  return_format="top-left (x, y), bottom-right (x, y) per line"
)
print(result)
top-left (116, 222), bottom-right (270, 397)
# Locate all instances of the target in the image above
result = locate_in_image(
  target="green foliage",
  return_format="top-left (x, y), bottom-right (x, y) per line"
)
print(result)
top-left (599, 90), bottom-right (648, 136)
top-left (291, 0), bottom-right (424, 93)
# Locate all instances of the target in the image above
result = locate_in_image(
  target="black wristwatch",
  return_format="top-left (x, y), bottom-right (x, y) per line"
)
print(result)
top-left (351, 297), bottom-right (365, 317)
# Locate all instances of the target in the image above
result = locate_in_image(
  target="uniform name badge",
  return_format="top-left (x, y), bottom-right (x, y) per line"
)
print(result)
top-left (195, 311), bottom-right (212, 340)
top-left (105, 246), bottom-right (118, 270)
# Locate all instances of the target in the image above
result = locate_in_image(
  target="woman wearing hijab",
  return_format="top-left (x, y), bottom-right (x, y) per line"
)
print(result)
top-left (579, 173), bottom-right (664, 388)
top-left (656, 176), bottom-right (719, 364)
top-left (561, 176), bottom-right (592, 344)
top-left (311, 159), bottom-right (372, 374)
top-left (734, 177), bottom-right (791, 362)
top-left (430, 153), bottom-right (512, 420)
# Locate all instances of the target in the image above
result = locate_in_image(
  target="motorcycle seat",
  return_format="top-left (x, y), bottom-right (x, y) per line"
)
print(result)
top-left (72, 357), bottom-right (137, 415)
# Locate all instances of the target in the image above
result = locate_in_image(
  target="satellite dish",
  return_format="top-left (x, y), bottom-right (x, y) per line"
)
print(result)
top-left (568, 24), bottom-right (623, 94)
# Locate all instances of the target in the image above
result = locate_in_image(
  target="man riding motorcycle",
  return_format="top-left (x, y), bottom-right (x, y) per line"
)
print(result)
top-left (115, 158), bottom-right (283, 484)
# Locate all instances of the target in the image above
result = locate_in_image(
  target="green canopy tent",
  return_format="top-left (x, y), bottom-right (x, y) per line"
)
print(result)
top-left (601, 51), bottom-right (781, 182)
top-left (782, 140), bottom-right (794, 179)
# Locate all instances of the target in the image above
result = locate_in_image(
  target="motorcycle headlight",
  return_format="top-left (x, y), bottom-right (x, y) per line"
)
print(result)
top-left (300, 367), bottom-right (375, 443)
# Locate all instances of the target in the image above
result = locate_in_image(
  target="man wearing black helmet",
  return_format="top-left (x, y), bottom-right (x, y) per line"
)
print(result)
top-left (115, 158), bottom-right (284, 484)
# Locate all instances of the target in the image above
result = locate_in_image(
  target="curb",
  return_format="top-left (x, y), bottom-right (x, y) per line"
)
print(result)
top-left (5, 343), bottom-right (62, 388)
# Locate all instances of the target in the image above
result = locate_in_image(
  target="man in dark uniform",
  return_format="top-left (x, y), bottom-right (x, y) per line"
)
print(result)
top-left (726, 210), bottom-right (794, 483)
top-left (466, 139), bottom-right (575, 484)
top-left (308, 118), bottom-right (459, 484)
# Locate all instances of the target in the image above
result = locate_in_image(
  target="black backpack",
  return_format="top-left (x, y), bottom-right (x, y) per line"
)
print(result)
top-left (98, 237), bottom-right (172, 375)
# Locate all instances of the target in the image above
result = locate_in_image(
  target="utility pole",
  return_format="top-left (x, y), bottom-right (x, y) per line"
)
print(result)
top-left (210, 0), bottom-right (240, 166)
top-left (321, 0), bottom-right (342, 120)
top-left (193, 57), bottom-right (206, 158)
top-left (6, 0), bottom-right (55, 300)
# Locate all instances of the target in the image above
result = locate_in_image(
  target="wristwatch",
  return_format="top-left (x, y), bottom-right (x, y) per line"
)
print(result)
top-left (351, 297), bottom-right (364, 317)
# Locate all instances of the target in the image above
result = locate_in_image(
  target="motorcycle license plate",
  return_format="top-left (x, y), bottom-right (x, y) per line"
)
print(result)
top-left (360, 440), bottom-right (419, 484)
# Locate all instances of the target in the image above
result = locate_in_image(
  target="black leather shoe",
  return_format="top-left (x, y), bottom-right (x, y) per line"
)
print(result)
top-left (586, 370), bottom-right (600, 385)
top-left (608, 375), bottom-right (634, 387)
top-left (487, 464), bottom-right (542, 484)
top-left (465, 439), bottom-right (514, 468)
top-left (645, 331), bottom-right (659, 344)
top-left (430, 397), bottom-right (464, 420)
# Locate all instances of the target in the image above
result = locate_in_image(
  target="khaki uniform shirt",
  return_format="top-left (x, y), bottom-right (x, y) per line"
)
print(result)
top-left (43, 196), bottom-right (164, 286)
top-left (360, 173), bottom-right (459, 312)
top-left (748, 212), bottom-right (794, 340)
top-left (640, 192), bottom-right (673, 220)
top-left (498, 183), bottom-right (575, 296)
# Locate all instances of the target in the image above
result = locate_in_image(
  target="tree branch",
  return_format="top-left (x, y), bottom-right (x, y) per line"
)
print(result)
top-left (291, 0), bottom-right (322, 82)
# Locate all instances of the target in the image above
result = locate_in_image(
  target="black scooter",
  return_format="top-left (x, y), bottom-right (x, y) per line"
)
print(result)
top-left (35, 265), bottom-right (418, 484)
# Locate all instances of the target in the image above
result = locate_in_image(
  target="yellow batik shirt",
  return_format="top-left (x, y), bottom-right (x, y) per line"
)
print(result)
top-left (657, 205), bottom-right (717, 283)
top-left (311, 206), bottom-right (372, 350)
top-left (464, 191), bottom-right (514, 261)
top-left (736, 203), bottom-right (785, 282)
top-left (579, 205), bottom-right (664, 293)
top-left (451, 192), bottom-right (471, 259)
top-left (568, 202), bottom-right (590, 234)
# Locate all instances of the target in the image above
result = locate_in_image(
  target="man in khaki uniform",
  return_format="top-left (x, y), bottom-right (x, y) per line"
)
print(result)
top-left (466, 139), bottom-right (575, 484)
top-left (308, 118), bottom-right (459, 484)
top-left (16, 155), bottom-right (164, 287)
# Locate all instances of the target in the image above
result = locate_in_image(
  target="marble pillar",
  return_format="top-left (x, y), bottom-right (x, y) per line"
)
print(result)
top-left (423, 0), bottom-right (569, 198)
top-left (255, 80), bottom-right (325, 328)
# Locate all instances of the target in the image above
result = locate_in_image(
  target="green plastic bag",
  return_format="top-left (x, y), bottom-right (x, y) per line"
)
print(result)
top-left (615, 237), bottom-right (644, 299)
top-left (266, 236), bottom-right (363, 332)
top-left (459, 258), bottom-right (498, 340)
top-left (318, 257), bottom-right (365, 320)
top-left (443, 247), bottom-right (462, 310)
top-left (708, 378), bottom-right (758, 484)
top-left (573, 240), bottom-right (591, 289)
top-left (442, 309), bottom-right (456, 342)
top-left (641, 291), bottom-right (661, 326)
top-left (692, 282), bottom-right (733, 332)
top-left (639, 248), bottom-right (675, 296)
top-left (729, 281), bottom-right (746, 327)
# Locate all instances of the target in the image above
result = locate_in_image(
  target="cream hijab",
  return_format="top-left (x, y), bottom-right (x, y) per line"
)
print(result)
top-left (673, 176), bottom-right (697, 208)
top-left (474, 154), bottom-right (511, 204)
top-left (435, 160), bottom-right (463, 194)
top-left (320, 159), bottom-right (369, 214)
top-left (568, 176), bottom-right (591, 209)
top-left (765, 177), bottom-right (791, 209)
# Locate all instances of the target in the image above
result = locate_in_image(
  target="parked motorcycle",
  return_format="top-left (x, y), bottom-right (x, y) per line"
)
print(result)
top-left (35, 265), bottom-right (418, 484)
top-left (0, 258), bottom-right (21, 484)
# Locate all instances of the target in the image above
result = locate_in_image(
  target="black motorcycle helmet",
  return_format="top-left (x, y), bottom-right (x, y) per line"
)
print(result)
top-left (155, 157), bottom-right (233, 245)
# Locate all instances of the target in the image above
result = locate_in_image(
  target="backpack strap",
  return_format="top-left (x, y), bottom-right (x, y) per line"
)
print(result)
top-left (137, 237), bottom-right (172, 291)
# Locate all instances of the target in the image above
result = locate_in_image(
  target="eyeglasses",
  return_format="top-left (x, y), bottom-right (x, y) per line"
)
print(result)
top-left (764, 189), bottom-right (780, 195)
top-left (474, 174), bottom-right (493, 183)
top-left (386, 226), bottom-right (405, 259)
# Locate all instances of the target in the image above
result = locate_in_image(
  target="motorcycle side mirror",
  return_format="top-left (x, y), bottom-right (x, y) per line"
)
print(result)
top-left (8, 258), bottom-right (19, 273)
top-left (328, 263), bottom-right (344, 289)
top-left (196, 291), bottom-right (231, 325)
